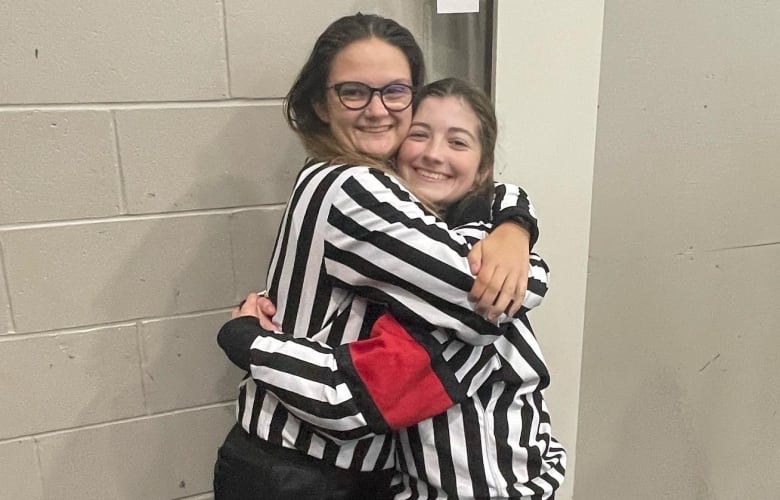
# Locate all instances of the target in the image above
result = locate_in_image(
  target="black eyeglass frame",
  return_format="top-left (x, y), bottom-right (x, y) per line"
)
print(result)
top-left (326, 81), bottom-right (415, 112)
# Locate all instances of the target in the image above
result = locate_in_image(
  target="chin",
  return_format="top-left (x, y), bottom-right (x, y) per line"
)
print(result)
top-left (361, 144), bottom-right (395, 158)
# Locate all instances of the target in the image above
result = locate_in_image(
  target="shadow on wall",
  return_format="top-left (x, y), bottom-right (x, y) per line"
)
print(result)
top-left (52, 109), bottom-right (294, 499)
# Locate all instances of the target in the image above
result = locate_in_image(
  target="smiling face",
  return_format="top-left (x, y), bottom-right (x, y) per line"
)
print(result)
top-left (315, 37), bottom-right (413, 158)
top-left (395, 96), bottom-right (483, 208)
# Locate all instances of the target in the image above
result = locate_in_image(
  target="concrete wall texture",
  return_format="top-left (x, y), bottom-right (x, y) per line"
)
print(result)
top-left (4, 1), bottom-right (779, 499)
top-left (574, 1), bottom-right (780, 499)
top-left (0, 1), bottom-right (426, 499)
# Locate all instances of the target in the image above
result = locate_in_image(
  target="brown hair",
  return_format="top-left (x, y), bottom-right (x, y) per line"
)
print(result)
top-left (284, 13), bottom-right (425, 166)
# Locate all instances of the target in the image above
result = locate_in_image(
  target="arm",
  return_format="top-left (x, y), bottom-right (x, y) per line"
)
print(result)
top-left (233, 165), bottom-right (546, 435)
top-left (337, 251), bottom-right (550, 430)
top-left (218, 309), bottom-right (467, 438)
top-left (315, 167), bottom-right (509, 345)
top-left (221, 251), bottom-right (550, 436)
top-left (490, 182), bottom-right (538, 247)
top-left (467, 182), bottom-right (539, 320)
top-left (261, 180), bottom-right (540, 327)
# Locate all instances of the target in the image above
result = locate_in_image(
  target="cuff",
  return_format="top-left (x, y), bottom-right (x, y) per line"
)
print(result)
top-left (217, 316), bottom-right (266, 370)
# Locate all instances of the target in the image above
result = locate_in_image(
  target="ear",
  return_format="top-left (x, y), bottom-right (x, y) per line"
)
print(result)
top-left (313, 99), bottom-right (330, 124)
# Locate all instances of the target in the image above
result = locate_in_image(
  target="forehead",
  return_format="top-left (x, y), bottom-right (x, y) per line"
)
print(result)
top-left (328, 37), bottom-right (412, 86)
top-left (414, 96), bottom-right (480, 133)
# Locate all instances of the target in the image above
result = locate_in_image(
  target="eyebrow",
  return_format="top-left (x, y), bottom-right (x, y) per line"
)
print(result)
top-left (334, 78), bottom-right (412, 87)
top-left (410, 122), bottom-right (477, 141)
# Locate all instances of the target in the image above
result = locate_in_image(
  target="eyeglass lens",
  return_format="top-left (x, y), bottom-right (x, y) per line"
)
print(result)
top-left (335, 82), bottom-right (413, 111)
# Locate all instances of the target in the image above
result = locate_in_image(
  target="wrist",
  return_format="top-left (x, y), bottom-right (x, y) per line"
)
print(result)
top-left (494, 220), bottom-right (532, 247)
top-left (493, 210), bottom-right (537, 248)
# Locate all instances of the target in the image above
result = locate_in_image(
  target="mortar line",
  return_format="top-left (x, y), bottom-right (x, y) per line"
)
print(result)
top-left (0, 241), bottom-right (17, 333)
top-left (227, 211), bottom-right (240, 303)
top-left (220, 0), bottom-right (234, 97)
top-left (0, 98), bottom-right (284, 112)
top-left (0, 204), bottom-right (285, 232)
top-left (134, 320), bottom-right (152, 415)
top-left (33, 436), bottom-right (47, 497)
top-left (0, 308), bottom-right (232, 341)
top-left (111, 111), bottom-right (130, 214)
top-left (0, 401), bottom-right (235, 444)
top-left (172, 493), bottom-right (214, 500)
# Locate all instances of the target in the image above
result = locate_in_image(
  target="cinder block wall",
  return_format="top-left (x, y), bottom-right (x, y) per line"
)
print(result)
top-left (0, 2), bottom-right (425, 499)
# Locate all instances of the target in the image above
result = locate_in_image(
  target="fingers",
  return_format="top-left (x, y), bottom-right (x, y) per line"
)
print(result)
top-left (471, 265), bottom-right (502, 320)
top-left (257, 312), bottom-right (278, 331)
top-left (257, 296), bottom-right (276, 315)
top-left (505, 274), bottom-right (528, 317)
top-left (490, 277), bottom-right (516, 319)
top-left (470, 266), bottom-right (530, 321)
top-left (256, 296), bottom-right (279, 330)
top-left (238, 293), bottom-right (260, 316)
top-left (507, 261), bottom-right (530, 317)
top-left (467, 241), bottom-right (483, 275)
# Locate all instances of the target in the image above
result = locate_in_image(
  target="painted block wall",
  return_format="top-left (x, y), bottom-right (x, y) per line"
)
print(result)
top-left (0, 1), bottom-right (427, 499)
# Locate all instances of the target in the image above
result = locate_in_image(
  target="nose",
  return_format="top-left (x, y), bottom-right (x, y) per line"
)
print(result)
top-left (422, 138), bottom-right (444, 165)
top-left (363, 91), bottom-right (389, 117)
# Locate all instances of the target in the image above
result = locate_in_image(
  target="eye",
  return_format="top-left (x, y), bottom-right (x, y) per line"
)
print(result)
top-left (406, 127), bottom-right (429, 140)
top-left (382, 84), bottom-right (412, 101)
top-left (338, 83), bottom-right (370, 100)
top-left (450, 138), bottom-right (470, 149)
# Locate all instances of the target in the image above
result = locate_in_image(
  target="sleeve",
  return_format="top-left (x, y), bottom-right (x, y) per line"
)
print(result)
top-left (233, 166), bottom-right (551, 435)
top-left (340, 252), bottom-right (550, 429)
top-left (490, 182), bottom-right (539, 248)
top-left (218, 253), bottom-right (552, 435)
top-left (217, 313), bottom-right (483, 437)
top-left (518, 252), bottom-right (549, 313)
top-left (218, 315), bottom-right (397, 438)
top-left (321, 168), bottom-right (510, 346)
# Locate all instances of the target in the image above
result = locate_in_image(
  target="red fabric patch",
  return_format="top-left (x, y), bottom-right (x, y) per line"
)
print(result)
top-left (349, 313), bottom-right (453, 429)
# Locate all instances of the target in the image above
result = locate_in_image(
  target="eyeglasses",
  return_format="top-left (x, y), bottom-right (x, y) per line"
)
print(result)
top-left (327, 81), bottom-right (414, 112)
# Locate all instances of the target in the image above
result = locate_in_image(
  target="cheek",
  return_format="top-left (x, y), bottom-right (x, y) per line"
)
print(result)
top-left (395, 111), bottom-right (412, 135)
top-left (328, 104), bottom-right (356, 134)
top-left (396, 143), bottom-right (420, 171)
top-left (454, 159), bottom-right (481, 195)
top-left (465, 154), bottom-right (482, 183)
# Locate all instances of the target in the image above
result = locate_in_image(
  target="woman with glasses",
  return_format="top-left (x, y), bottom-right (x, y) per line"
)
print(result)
top-left (213, 14), bottom-right (557, 500)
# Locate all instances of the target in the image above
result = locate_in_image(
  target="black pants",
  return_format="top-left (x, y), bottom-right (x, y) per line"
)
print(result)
top-left (213, 424), bottom-right (394, 500)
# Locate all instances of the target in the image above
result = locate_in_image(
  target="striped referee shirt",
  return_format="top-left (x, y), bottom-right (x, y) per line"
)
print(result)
top-left (233, 161), bottom-right (565, 498)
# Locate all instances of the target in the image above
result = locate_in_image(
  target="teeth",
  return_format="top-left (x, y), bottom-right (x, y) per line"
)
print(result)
top-left (416, 169), bottom-right (448, 181)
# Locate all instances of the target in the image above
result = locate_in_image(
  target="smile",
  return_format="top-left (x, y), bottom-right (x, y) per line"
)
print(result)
top-left (358, 125), bottom-right (393, 134)
top-left (413, 168), bottom-right (451, 181)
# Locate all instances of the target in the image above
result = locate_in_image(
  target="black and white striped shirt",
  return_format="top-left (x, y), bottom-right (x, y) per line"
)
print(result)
top-left (233, 161), bottom-right (565, 498)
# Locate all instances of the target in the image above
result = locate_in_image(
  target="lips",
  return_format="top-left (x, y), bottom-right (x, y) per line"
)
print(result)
top-left (413, 167), bottom-right (450, 181)
top-left (358, 125), bottom-right (393, 134)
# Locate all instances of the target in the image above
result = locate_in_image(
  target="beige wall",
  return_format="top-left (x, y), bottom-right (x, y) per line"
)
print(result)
top-left (575, 1), bottom-right (780, 499)
top-left (0, 1), bottom-right (427, 499)
top-left (7, 1), bottom-right (775, 499)
top-left (493, 2), bottom-right (605, 499)
top-left (495, 1), bottom-right (780, 499)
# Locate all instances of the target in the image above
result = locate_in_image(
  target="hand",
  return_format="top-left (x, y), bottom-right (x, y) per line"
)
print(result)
top-left (231, 293), bottom-right (260, 319)
top-left (255, 295), bottom-right (278, 330)
top-left (468, 222), bottom-right (530, 320)
top-left (232, 293), bottom-right (279, 330)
